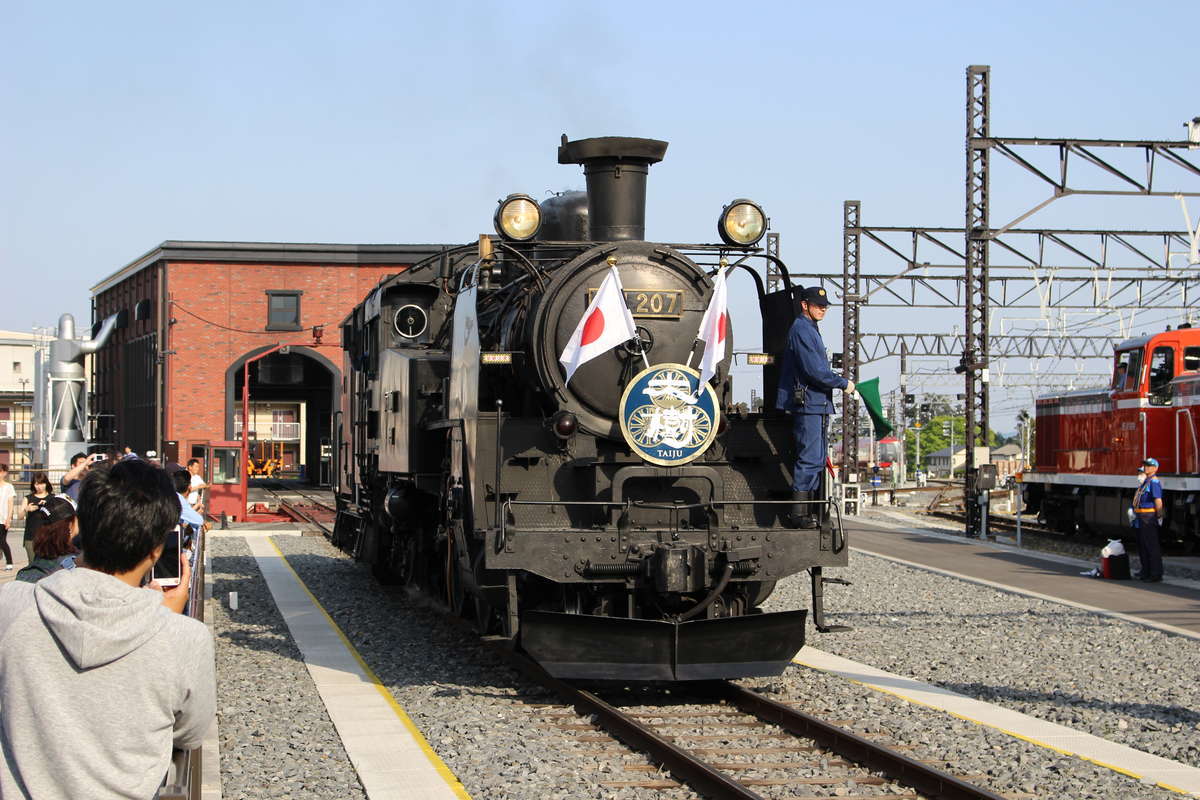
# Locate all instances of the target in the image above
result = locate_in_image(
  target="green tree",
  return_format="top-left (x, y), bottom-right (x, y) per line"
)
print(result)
top-left (904, 413), bottom-right (1003, 476)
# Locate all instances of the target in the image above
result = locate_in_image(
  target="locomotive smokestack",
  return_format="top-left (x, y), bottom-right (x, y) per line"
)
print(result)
top-left (558, 135), bottom-right (668, 241)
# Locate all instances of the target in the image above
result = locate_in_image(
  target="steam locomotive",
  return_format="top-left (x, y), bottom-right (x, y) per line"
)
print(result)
top-left (333, 136), bottom-right (848, 681)
top-left (1021, 325), bottom-right (1200, 550)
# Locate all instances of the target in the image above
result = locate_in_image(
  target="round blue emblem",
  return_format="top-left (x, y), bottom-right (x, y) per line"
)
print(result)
top-left (618, 363), bottom-right (721, 466)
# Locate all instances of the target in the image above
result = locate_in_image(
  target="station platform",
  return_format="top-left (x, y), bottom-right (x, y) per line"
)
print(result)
top-left (796, 648), bottom-right (1200, 796)
top-left (245, 536), bottom-right (470, 799)
top-left (844, 515), bottom-right (1200, 639)
top-left (816, 514), bottom-right (1200, 796)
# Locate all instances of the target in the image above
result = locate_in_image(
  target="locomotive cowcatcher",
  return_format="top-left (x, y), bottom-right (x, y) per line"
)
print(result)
top-left (1021, 324), bottom-right (1200, 550)
top-left (333, 136), bottom-right (848, 681)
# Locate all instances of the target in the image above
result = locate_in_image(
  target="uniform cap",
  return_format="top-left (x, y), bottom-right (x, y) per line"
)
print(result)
top-left (1142, 457), bottom-right (1159, 467)
top-left (801, 286), bottom-right (830, 307)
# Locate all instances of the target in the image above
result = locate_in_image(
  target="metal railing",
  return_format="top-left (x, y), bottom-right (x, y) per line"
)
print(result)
top-left (154, 528), bottom-right (208, 800)
top-left (0, 420), bottom-right (33, 439)
top-left (233, 421), bottom-right (301, 440)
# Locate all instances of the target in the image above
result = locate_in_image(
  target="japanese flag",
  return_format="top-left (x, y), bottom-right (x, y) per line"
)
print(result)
top-left (559, 266), bottom-right (638, 384)
top-left (695, 264), bottom-right (729, 388)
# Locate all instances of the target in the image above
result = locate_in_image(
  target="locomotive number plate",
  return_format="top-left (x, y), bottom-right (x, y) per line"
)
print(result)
top-left (586, 288), bottom-right (683, 319)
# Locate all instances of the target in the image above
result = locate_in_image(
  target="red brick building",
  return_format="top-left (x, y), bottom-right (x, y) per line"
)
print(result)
top-left (90, 241), bottom-right (443, 479)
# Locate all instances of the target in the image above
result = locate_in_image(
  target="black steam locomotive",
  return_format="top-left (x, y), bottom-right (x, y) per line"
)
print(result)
top-left (333, 136), bottom-right (847, 681)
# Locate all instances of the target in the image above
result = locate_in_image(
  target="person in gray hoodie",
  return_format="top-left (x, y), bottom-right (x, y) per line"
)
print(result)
top-left (0, 459), bottom-right (216, 800)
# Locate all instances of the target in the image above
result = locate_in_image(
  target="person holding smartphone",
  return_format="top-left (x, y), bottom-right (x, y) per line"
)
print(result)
top-left (0, 460), bottom-right (215, 799)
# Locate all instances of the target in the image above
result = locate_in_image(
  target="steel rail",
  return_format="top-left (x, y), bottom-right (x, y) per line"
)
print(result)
top-left (410, 555), bottom-right (1007, 799)
top-left (277, 498), bottom-right (334, 534)
top-left (704, 681), bottom-right (1009, 800)
top-left (497, 649), bottom-right (763, 799)
top-left (499, 641), bottom-right (1006, 799)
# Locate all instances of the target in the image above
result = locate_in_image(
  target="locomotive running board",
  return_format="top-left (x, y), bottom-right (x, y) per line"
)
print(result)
top-left (519, 609), bottom-right (807, 682)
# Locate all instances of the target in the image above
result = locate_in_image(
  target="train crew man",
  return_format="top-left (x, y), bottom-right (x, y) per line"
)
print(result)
top-left (1131, 457), bottom-right (1164, 582)
top-left (776, 286), bottom-right (856, 528)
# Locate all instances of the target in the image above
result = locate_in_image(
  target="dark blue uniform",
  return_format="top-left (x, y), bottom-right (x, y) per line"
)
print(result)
top-left (776, 315), bottom-right (848, 492)
top-left (1132, 476), bottom-right (1163, 581)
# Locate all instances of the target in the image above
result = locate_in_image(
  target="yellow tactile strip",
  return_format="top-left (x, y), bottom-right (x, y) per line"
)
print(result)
top-left (246, 536), bottom-right (471, 800)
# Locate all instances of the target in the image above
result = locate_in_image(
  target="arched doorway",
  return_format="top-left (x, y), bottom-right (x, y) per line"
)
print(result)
top-left (224, 346), bottom-right (339, 485)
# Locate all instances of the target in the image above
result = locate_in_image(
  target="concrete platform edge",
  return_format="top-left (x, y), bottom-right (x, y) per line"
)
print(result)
top-left (795, 647), bottom-right (1200, 798)
top-left (246, 535), bottom-right (471, 800)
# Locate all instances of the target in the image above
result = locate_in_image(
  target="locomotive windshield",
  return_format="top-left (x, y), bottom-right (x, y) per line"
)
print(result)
top-left (1148, 346), bottom-right (1174, 405)
top-left (1113, 348), bottom-right (1142, 392)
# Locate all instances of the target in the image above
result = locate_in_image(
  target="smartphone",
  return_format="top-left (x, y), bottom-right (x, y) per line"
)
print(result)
top-left (152, 526), bottom-right (182, 588)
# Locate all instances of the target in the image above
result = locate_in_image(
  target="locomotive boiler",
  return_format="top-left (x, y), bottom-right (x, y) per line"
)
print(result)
top-left (333, 136), bottom-right (848, 681)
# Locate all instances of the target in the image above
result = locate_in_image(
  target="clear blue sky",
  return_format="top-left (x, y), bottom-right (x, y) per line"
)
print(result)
top-left (3, 0), bottom-right (1197, 432)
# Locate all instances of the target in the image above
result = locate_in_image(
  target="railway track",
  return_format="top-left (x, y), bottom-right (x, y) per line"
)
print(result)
top-left (499, 646), bottom-right (1009, 799)
top-left (253, 482), bottom-right (337, 534)
top-left (924, 510), bottom-right (1056, 538)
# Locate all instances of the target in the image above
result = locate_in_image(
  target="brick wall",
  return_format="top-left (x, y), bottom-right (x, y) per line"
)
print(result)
top-left (164, 261), bottom-right (400, 452)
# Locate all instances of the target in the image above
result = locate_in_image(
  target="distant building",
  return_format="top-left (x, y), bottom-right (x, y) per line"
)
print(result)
top-left (927, 445), bottom-right (966, 477)
top-left (991, 442), bottom-right (1024, 479)
top-left (90, 240), bottom-right (444, 482)
top-left (0, 331), bottom-right (37, 471)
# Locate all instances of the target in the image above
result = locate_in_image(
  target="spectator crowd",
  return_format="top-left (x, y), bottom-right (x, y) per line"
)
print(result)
top-left (0, 456), bottom-right (216, 799)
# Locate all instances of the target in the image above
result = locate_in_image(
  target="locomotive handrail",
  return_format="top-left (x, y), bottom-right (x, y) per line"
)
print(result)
top-left (1175, 408), bottom-right (1198, 472)
top-left (1140, 411), bottom-right (1148, 462)
top-left (499, 497), bottom-right (831, 510)
top-left (497, 497), bottom-right (837, 552)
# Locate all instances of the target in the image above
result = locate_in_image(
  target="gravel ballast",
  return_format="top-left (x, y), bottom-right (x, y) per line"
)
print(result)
top-left (763, 543), bottom-right (1200, 773)
top-left (209, 536), bottom-right (368, 799)
top-left (263, 534), bottom-right (1188, 799)
top-left (204, 527), bottom-right (1196, 799)
top-left (270, 534), bottom-right (697, 800)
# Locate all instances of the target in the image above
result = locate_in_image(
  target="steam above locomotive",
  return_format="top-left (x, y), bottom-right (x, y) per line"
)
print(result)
top-left (334, 136), bottom-right (847, 681)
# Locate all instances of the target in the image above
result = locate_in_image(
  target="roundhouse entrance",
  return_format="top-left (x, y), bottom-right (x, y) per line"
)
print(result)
top-left (225, 346), bottom-right (339, 485)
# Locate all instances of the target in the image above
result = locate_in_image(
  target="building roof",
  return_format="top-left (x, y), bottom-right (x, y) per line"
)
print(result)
top-left (992, 443), bottom-right (1023, 457)
top-left (928, 445), bottom-right (966, 458)
top-left (0, 331), bottom-right (37, 344)
top-left (90, 240), bottom-right (453, 296)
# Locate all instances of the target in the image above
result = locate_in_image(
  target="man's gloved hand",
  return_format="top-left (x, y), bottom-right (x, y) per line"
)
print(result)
top-left (845, 380), bottom-right (857, 395)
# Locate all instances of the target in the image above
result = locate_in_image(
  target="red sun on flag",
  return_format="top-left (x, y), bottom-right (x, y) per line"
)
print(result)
top-left (581, 308), bottom-right (605, 346)
top-left (716, 312), bottom-right (726, 344)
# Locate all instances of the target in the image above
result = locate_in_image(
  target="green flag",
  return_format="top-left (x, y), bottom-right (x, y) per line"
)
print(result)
top-left (855, 377), bottom-right (894, 439)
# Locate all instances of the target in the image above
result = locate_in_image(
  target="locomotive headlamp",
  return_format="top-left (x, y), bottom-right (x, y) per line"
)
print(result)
top-left (717, 199), bottom-right (766, 246)
top-left (494, 194), bottom-right (542, 241)
top-left (552, 410), bottom-right (578, 439)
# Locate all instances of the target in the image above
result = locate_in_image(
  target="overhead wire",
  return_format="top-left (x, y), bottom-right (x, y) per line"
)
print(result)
top-left (171, 301), bottom-right (337, 336)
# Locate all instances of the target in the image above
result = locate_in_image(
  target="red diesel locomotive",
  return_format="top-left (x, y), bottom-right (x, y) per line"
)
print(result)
top-left (1021, 324), bottom-right (1200, 549)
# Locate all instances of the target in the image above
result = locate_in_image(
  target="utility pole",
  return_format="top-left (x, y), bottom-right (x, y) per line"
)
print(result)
top-left (899, 342), bottom-right (908, 482)
top-left (1017, 408), bottom-right (1031, 470)
top-left (942, 417), bottom-right (954, 478)
top-left (964, 64), bottom-right (991, 537)
top-left (915, 424), bottom-right (922, 477)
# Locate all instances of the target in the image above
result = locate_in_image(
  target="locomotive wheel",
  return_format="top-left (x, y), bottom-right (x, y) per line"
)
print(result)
top-left (393, 532), bottom-right (419, 587)
top-left (370, 526), bottom-right (394, 584)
